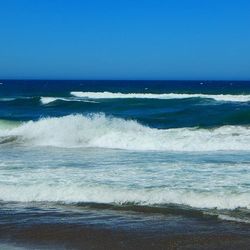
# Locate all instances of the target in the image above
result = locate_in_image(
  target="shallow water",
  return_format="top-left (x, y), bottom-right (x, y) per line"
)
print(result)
top-left (0, 146), bottom-right (250, 222)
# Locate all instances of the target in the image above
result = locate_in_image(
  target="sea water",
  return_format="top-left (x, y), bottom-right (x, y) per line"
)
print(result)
top-left (0, 80), bottom-right (250, 246)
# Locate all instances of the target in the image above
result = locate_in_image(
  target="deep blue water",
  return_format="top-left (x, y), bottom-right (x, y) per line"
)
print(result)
top-left (1, 80), bottom-right (250, 128)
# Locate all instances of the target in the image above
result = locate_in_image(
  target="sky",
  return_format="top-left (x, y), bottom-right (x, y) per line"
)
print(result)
top-left (0, 0), bottom-right (250, 80)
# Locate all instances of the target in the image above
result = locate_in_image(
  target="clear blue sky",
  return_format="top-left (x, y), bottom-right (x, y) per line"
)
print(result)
top-left (0, 0), bottom-right (250, 80)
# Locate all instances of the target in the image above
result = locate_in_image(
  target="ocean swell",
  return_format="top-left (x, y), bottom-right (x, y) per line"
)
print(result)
top-left (0, 184), bottom-right (249, 210)
top-left (40, 96), bottom-right (99, 104)
top-left (0, 114), bottom-right (250, 151)
top-left (71, 91), bottom-right (250, 102)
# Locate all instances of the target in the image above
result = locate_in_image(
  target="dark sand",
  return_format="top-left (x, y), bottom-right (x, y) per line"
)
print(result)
top-left (1, 223), bottom-right (250, 250)
top-left (1, 203), bottom-right (250, 249)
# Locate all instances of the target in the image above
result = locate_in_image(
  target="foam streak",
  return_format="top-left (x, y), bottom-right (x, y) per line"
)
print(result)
top-left (71, 91), bottom-right (250, 102)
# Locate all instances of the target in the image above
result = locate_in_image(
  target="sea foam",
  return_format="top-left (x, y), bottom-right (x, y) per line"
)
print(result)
top-left (0, 114), bottom-right (249, 151)
top-left (0, 184), bottom-right (249, 210)
top-left (71, 91), bottom-right (250, 102)
top-left (40, 97), bottom-right (68, 104)
top-left (40, 97), bottom-right (99, 104)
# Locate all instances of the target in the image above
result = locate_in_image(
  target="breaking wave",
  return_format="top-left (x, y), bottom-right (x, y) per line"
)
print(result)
top-left (0, 114), bottom-right (250, 151)
top-left (0, 184), bottom-right (249, 210)
top-left (40, 97), bottom-right (70, 104)
top-left (71, 91), bottom-right (250, 102)
top-left (40, 97), bottom-right (99, 104)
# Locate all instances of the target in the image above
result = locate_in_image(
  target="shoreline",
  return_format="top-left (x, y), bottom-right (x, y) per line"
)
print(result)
top-left (1, 204), bottom-right (250, 250)
top-left (1, 224), bottom-right (250, 250)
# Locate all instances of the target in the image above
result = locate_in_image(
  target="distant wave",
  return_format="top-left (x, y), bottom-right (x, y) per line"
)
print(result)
top-left (0, 98), bottom-right (16, 101)
top-left (71, 91), bottom-right (250, 102)
top-left (0, 97), bottom-right (33, 102)
top-left (0, 114), bottom-right (250, 151)
top-left (0, 96), bottom-right (63, 105)
top-left (2, 93), bottom-right (250, 105)
top-left (40, 97), bottom-right (70, 105)
top-left (40, 97), bottom-right (99, 104)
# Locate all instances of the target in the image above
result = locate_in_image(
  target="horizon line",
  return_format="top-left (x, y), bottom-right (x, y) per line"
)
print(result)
top-left (1, 79), bottom-right (250, 82)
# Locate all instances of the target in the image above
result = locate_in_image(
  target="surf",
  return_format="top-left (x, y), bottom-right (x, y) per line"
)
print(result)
top-left (0, 184), bottom-right (249, 210)
top-left (71, 91), bottom-right (250, 102)
top-left (0, 114), bottom-right (250, 151)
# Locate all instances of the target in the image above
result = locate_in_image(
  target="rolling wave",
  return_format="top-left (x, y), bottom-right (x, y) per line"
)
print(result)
top-left (0, 96), bottom-right (98, 105)
top-left (0, 114), bottom-right (249, 151)
top-left (40, 97), bottom-right (70, 104)
top-left (2, 93), bottom-right (250, 105)
top-left (0, 184), bottom-right (249, 210)
top-left (40, 97), bottom-right (99, 104)
top-left (71, 91), bottom-right (250, 102)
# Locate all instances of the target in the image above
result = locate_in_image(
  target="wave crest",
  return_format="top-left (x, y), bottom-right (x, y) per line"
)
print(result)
top-left (0, 114), bottom-right (250, 151)
top-left (71, 91), bottom-right (250, 102)
top-left (0, 184), bottom-right (249, 210)
top-left (40, 97), bottom-right (99, 104)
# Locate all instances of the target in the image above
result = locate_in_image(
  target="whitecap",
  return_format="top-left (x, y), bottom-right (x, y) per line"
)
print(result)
top-left (0, 114), bottom-right (249, 151)
top-left (71, 91), bottom-right (250, 102)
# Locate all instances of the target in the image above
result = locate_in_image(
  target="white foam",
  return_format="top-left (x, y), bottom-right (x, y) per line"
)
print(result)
top-left (217, 214), bottom-right (250, 224)
top-left (40, 97), bottom-right (99, 104)
top-left (40, 97), bottom-right (69, 104)
top-left (0, 114), bottom-right (250, 151)
top-left (71, 91), bottom-right (250, 102)
top-left (0, 184), bottom-right (249, 210)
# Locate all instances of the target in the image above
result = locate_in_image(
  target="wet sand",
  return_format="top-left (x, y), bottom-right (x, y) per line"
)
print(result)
top-left (1, 222), bottom-right (250, 250)
top-left (1, 202), bottom-right (250, 249)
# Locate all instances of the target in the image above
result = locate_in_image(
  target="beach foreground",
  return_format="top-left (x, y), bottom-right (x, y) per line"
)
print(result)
top-left (0, 203), bottom-right (250, 250)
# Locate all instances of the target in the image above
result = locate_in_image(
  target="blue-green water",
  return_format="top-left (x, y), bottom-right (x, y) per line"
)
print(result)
top-left (0, 80), bottom-right (250, 247)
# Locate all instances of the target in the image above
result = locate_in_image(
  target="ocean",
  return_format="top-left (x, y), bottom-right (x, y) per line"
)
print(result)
top-left (0, 80), bottom-right (250, 249)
